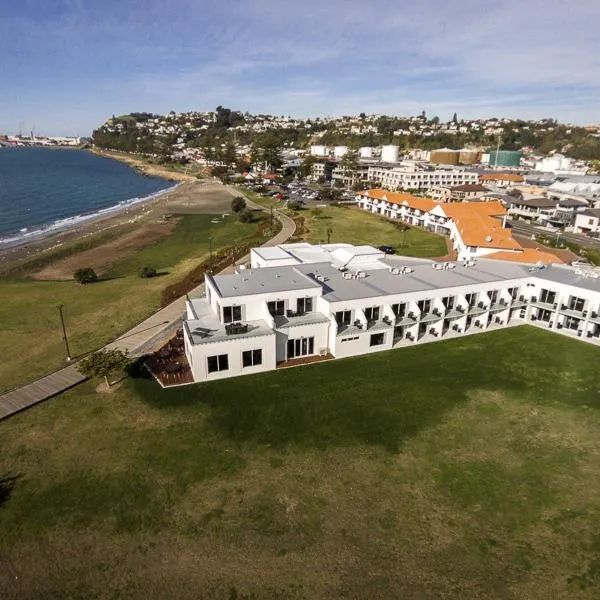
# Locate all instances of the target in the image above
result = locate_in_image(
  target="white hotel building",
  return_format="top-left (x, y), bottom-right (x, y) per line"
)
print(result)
top-left (183, 242), bottom-right (600, 383)
top-left (366, 164), bottom-right (478, 191)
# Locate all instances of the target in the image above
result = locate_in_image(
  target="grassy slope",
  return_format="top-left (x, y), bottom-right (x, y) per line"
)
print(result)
top-left (304, 205), bottom-right (448, 257)
top-left (2, 327), bottom-right (600, 598)
top-left (0, 215), bottom-right (263, 391)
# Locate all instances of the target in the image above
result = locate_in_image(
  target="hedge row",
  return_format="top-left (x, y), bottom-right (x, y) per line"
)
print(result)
top-left (160, 244), bottom-right (251, 307)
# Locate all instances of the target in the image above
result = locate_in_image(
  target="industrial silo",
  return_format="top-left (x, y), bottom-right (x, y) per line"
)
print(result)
top-left (359, 146), bottom-right (373, 159)
top-left (488, 150), bottom-right (522, 167)
top-left (430, 148), bottom-right (460, 165)
top-left (334, 145), bottom-right (349, 158)
top-left (458, 148), bottom-right (479, 165)
top-left (381, 145), bottom-right (399, 163)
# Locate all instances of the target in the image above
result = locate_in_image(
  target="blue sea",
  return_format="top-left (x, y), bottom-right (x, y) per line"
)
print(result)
top-left (0, 147), bottom-right (176, 247)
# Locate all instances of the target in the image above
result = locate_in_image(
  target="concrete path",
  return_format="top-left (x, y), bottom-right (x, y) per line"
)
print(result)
top-left (0, 192), bottom-right (296, 421)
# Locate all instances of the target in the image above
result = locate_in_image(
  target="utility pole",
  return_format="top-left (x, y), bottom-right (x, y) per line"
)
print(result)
top-left (270, 205), bottom-right (274, 233)
top-left (327, 228), bottom-right (333, 244)
top-left (57, 304), bottom-right (72, 361)
top-left (208, 236), bottom-right (213, 274)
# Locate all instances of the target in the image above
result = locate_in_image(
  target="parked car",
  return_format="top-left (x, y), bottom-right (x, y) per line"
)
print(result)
top-left (378, 245), bottom-right (396, 255)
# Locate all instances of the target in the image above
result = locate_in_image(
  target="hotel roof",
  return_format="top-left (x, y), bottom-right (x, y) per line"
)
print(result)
top-left (293, 259), bottom-right (533, 303)
top-left (209, 266), bottom-right (322, 298)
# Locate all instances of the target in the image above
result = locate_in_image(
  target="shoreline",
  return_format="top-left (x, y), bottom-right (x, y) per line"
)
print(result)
top-left (0, 148), bottom-right (200, 272)
top-left (89, 148), bottom-right (198, 182)
top-left (0, 183), bottom-right (185, 272)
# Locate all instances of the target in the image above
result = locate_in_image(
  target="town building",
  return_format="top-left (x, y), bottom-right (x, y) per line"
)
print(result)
top-left (429, 183), bottom-right (491, 202)
top-left (183, 242), bottom-right (600, 383)
top-left (573, 209), bottom-right (600, 236)
top-left (479, 173), bottom-right (525, 188)
top-left (366, 165), bottom-right (478, 191)
top-left (355, 189), bottom-right (563, 264)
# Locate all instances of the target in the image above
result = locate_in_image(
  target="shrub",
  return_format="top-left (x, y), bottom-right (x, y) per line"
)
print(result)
top-left (231, 196), bottom-right (247, 213)
top-left (238, 208), bottom-right (255, 223)
top-left (139, 266), bottom-right (157, 278)
top-left (73, 267), bottom-right (98, 284)
top-left (78, 349), bottom-right (130, 388)
top-left (287, 200), bottom-right (303, 211)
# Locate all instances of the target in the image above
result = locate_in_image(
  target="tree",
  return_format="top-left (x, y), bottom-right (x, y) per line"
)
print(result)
top-left (223, 140), bottom-right (237, 167)
top-left (74, 267), bottom-right (98, 284)
top-left (452, 112), bottom-right (458, 124)
top-left (78, 349), bottom-right (130, 388)
top-left (299, 154), bottom-right (317, 179)
top-left (139, 266), bottom-right (157, 278)
top-left (231, 196), bottom-right (247, 213)
top-left (287, 200), bottom-right (303, 211)
top-left (238, 208), bottom-right (255, 223)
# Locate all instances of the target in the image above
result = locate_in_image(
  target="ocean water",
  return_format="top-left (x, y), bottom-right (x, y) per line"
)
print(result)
top-left (0, 147), bottom-right (176, 247)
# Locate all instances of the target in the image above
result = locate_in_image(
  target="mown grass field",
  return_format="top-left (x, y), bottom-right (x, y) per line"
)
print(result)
top-left (239, 188), bottom-right (448, 258)
top-left (2, 327), bottom-right (600, 598)
top-left (0, 215), bottom-right (264, 392)
top-left (304, 205), bottom-right (447, 257)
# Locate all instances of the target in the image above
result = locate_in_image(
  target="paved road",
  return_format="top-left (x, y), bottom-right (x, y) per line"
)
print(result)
top-left (507, 218), bottom-right (600, 250)
top-left (0, 192), bottom-right (296, 421)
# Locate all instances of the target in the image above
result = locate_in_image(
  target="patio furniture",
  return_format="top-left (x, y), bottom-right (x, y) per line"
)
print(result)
top-left (165, 363), bottom-right (181, 373)
top-left (158, 349), bottom-right (171, 358)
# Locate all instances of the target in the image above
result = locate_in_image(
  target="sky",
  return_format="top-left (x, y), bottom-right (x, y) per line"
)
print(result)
top-left (1, 0), bottom-right (599, 136)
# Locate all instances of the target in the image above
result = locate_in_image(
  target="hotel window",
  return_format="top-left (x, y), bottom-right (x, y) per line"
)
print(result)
top-left (207, 354), bottom-right (229, 374)
top-left (391, 303), bottom-right (406, 318)
top-left (296, 297), bottom-right (313, 314)
top-left (370, 333), bottom-right (385, 347)
top-left (335, 310), bottom-right (351, 325)
top-left (442, 296), bottom-right (455, 309)
top-left (417, 299), bottom-right (431, 314)
top-left (465, 293), bottom-right (477, 307)
top-left (364, 306), bottom-right (380, 321)
top-left (267, 300), bottom-right (285, 317)
top-left (242, 349), bottom-right (262, 368)
top-left (539, 289), bottom-right (556, 304)
top-left (508, 287), bottom-right (519, 300)
top-left (564, 316), bottom-right (580, 331)
top-left (568, 296), bottom-right (585, 312)
top-left (223, 305), bottom-right (242, 323)
top-left (488, 290), bottom-right (499, 304)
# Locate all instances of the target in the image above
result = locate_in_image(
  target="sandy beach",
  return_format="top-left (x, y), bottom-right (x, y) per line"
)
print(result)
top-left (89, 148), bottom-right (199, 182)
top-left (0, 176), bottom-right (237, 274)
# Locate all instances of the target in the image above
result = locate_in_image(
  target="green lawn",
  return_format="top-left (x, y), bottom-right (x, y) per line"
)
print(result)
top-left (2, 327), bottom-right (600, 598)
top-left (304, 206), bottom-right (448, 257)
top-left (0, 214), bottom-right (264, 391)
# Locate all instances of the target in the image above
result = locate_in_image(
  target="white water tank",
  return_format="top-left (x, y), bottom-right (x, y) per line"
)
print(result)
top-left (359, 146), bottom-right (373, 158)
top-left (334, 145), bottom-right (349, 158)
top-left (381, 145), bottom-right (399, 163)
top-left (310, 145), bottom-right (327, 157)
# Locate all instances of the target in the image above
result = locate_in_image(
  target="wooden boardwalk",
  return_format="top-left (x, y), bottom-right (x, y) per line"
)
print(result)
top-left (0, 194), bottom-right (296, 421)
top-left (0, 364), bottom-right (86, 420)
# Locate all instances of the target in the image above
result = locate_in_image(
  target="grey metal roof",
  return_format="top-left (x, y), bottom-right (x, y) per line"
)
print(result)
top-left (580, 209), bottom-right (600, 218)
top-left (293, 260), bottom-right (531, 303)
top-left (533, 265), bottom-right (600, 293)
top-left (210, 266), bottom-right (322, 298)
top-left (511, 197), bottom-right (555, 208)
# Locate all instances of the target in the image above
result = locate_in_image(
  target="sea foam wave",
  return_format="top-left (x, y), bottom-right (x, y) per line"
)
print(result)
top-left (0, 183), bottom-right (180, 249)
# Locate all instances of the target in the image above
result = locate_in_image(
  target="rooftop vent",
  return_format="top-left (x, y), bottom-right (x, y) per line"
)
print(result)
top-left (485, 235), bottom-right (493, 243)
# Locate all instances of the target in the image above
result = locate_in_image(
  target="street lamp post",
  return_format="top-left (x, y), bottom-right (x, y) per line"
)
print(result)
top-left (208, 236), bottom-right (213, 274)
top-left (57, 304), bottom-right (72, 362)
